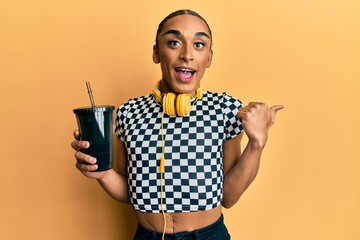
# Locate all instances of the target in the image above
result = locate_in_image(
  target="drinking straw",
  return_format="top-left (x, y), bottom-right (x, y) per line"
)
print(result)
top-left (86, 81), bottom-right (96, 107)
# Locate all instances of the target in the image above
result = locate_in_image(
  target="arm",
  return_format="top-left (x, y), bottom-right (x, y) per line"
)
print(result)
top-left (71, 130), bottom-right (130, 204)
top-left (222, 102), bottom-right (283, 208)
top-left (222, 132), bottom-right (263, 208)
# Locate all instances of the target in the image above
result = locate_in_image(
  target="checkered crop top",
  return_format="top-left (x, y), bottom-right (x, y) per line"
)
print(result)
top-left (115, 90), bottom-right (244, 213)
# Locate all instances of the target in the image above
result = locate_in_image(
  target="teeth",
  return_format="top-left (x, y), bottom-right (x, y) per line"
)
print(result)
top-left (177, 68), bottom-right (195, 73)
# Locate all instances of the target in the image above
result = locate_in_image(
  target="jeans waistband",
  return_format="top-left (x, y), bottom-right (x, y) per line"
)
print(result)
top-left (135, 214), bottom-right (226, 240)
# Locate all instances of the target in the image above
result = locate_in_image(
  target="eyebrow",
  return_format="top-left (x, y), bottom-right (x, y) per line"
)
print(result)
top-left (162, 29), bottom-right (210, 39)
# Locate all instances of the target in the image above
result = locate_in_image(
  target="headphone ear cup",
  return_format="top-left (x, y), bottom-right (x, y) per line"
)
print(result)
top-left (176, 94), bottom-right (191, 116)
top-left (163, 93), bottom-right (177, 116)
top-left (154, 80), bottom-right (203, 116)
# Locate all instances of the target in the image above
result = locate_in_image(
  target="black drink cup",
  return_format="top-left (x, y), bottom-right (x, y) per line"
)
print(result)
top-left (73, 105), bottom-right (115, 172)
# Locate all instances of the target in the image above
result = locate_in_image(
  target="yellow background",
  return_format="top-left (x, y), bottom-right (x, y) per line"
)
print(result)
top-left (1, 0), bottom-right (359, 239)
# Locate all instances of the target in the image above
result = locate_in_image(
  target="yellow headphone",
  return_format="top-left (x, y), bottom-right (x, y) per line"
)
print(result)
top-left (153, 81), bottom-right (204, 240)
top-left (153, 80), bottom-right (203, 117)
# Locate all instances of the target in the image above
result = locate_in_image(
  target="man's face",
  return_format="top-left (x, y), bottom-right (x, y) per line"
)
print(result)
top-left (153, 14), bottom-right (213, 96)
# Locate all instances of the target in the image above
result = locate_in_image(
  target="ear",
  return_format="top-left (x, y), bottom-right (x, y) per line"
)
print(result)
top-left (152, 45), bottom-right (160, 64)
top-left (206, 49), bottom-right (213, 68)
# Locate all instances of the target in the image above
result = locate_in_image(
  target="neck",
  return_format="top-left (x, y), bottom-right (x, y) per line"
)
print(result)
top-left (159, 79), bottom-right (198, 97)
top-left (159, 79), bottom-right (173, 94)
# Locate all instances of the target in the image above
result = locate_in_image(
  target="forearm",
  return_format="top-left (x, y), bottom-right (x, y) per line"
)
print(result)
top-left (222, 140), bottom-right (264, 208)
top-left (96, 169), bottom-right (130, 204)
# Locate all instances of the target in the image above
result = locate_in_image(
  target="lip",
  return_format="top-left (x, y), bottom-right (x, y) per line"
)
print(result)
top-left (175, 66), bottom-right (196, 72)
top-left (175, 67), bottom-right (196, 83)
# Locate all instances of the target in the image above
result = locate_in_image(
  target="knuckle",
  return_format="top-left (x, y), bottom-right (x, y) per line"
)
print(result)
top-left (85, 155), bottom-right (93, 163)
top-left (251, 103), bottom-right (261, 110)
top-left (259, 102), bottom-right (267, 108)
top-left (81, 164), bottom-right (88, 171)
top-left (71, 140), bottom-right (82, 151)
top-left (250, 105), bottom-right (257, 112)
top-left (75, 162), bottom-right (83, 171)
top-left (70, 141), bottom-right (76, 149)
top-left (74, 151), bottom-right (83, 160)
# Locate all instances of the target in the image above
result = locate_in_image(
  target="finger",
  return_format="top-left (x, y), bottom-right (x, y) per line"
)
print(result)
top-left (74, 151), bottom-right (97, 164)
top-left (248, 102), bottom-right (262, 106)
top-left (237, 112), bottom-right (244, 122)
top-left (237, 107), bottom-right (249, 120)
top-left (73, 130), bottom-right (81, 141)
top-left (71, 140), bottom-right (90, 151)
top-left (270, 105), bottom-right (284, 112)
top-left (238, 106), bottom-right (250, 112)
top-left (269, 105), bottom-right (284, 124)
top-left (70, 140), bottom-right (79, 151)
top-left (248, 102), bottom-right (269, 110)
top-left (75, 161), bottom-right (98, 172)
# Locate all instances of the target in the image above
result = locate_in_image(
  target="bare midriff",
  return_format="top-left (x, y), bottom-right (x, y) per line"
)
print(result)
top-left (134, 205), bottom-right (222, 234)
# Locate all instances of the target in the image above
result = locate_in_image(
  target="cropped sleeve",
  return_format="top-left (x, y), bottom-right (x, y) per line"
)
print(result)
top-left (115, 103), bottom-right (127, 142)
top-left (222, 93), bottom-right (244, 140)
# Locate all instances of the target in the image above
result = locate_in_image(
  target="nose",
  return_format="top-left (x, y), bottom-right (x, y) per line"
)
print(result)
top-left (179, 44), bottom-right (194, 62)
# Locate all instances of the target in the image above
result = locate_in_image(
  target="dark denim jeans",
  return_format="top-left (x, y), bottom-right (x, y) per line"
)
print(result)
top-left (133, 214), bottom-right (230, 240)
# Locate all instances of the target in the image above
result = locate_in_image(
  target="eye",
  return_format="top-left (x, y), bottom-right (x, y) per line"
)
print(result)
top-left (167, 40), bottom-right (181, 48)
top-left (194, 42), bottom-right (205, 49)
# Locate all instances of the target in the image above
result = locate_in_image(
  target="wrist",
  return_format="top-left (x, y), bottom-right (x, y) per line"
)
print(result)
top-left (248, 136), bottom-right (267, 150)
top-left (97, 169), bottom-right (114, 184)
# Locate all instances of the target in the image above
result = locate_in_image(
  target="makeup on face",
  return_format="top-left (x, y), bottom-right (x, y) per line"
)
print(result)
top-left (155, 15), bottom-right (213, 96)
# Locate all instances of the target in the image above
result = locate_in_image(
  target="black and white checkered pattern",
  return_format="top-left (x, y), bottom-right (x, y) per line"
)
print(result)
top-left (115, 90), bottom-right (244, 213)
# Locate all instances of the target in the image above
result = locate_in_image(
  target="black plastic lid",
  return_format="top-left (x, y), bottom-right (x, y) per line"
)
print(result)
top-left (73, 105), bottom-right (115, 113)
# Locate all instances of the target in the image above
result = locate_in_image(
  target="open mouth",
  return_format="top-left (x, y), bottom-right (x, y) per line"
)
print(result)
top-left (175, 68), bottom-right (196, 74)
top-left (175, 68), bottom-right (196, 81)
